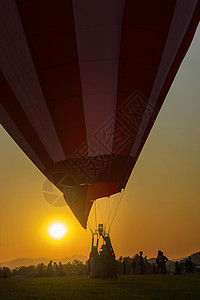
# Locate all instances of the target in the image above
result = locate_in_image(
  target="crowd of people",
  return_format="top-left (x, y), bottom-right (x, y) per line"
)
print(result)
top-left (46, 261), bottom-right (64, 277)
top-left (0, 249), bottom-right (197, 278)
top-left (121, 250), bottom-right (168, 275)
top-left (121, 251), bottom-right (196, 276)
top-left (123, 251), bottom-right (147, 275)
top-left (174, 257), bottom-right (194, 275)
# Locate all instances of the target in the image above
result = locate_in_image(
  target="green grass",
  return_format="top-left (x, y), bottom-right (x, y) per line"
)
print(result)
top-left (0, 275), bottom-right (200, 300)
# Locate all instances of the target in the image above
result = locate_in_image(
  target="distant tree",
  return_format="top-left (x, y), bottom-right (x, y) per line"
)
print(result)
top-left (123, 257), bottom-right (132, 264)
top-left (13, 265), bottom-right (35, 277)
top-left (1, 267), bottom-right (12, 278)
top-left (63, 260), bottom-right (88, 276)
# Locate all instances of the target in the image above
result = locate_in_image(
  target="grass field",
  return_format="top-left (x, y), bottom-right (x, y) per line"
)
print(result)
top-left (0, 275), bottom-right (200, 300)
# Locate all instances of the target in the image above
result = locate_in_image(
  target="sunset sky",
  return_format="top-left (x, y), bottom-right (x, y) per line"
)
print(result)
top-left (0, 26), bottom-right (199, 264)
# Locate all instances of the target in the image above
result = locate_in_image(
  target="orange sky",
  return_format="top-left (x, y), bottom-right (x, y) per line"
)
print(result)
top-left (0, 27), bottom-right (200, 263)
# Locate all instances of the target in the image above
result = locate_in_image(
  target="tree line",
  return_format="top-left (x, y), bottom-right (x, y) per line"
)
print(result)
top-left (0, 254), bottom-right (198, 278)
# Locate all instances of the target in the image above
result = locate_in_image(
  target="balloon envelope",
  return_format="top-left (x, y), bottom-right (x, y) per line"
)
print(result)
top-left (0, 0), bottom-right (199, 228)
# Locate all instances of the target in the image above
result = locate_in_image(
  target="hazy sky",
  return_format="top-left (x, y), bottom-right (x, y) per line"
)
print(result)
top-left (0, 26), bottom-right (199, 263)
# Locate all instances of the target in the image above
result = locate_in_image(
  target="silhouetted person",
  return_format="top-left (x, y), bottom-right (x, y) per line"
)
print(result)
top-left (156, 250), bottom-right (163, 274)
top-left (162, 252), bottom-right (168, 274)
top-left (153, 263), bottom-right (156, 274)
top-left (47, 260), bottom-right (53, 276)
top-left (188, 257), bottom-right (193, 273)
top-left (53, 262), bottom-right (59, 277)
top-left (175, 261), bottom-right (181, 274)
top-left (185, 257), bottom-right (193, 273)
top-left (139, 251), bottom-right (146, 275)
top-left (156, 250), bottom-right (168, 274)
top-left (185, 259), bottom-right (189, 273)
top-left (59, 262), bottom-right (64, 276)
top-left (123, 261), bottom-right (127, 275)
top-left (38, 263), bottom-right (45, 277)
top-left (130, 259), bottom-right (136, 275)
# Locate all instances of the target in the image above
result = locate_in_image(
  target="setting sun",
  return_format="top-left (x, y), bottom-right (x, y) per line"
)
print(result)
top-left (48, 222), bottom-right (68, 240)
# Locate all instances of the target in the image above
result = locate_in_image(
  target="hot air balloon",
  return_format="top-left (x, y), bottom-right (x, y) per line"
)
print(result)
top-left (0, 0), bottom-right (199, 239)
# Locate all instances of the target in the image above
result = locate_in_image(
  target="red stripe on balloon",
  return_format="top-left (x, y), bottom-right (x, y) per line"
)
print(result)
top-left (17, 0), bottom-right (87, 158)
top-left (0, 70), bottom-right (53, 168)
top-left (112, 0), bottom-right (176, 156)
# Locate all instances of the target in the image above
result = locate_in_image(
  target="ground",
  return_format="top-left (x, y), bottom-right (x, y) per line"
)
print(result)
top-left (0, 275), bottom-right (200, 300)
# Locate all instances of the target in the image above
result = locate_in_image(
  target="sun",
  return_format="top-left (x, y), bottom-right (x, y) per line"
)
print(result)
top-left (48, 222), bottom-right (68, 240)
